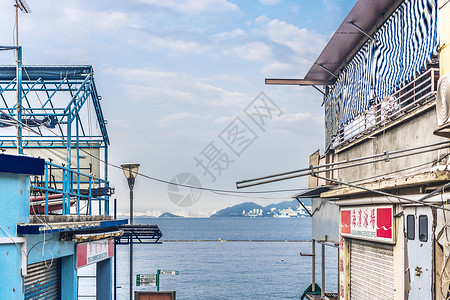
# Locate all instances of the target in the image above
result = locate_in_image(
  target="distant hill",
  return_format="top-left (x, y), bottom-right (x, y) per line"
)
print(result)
top-left (265, 199), bottom-right (299, 210)
top-left (210, 202), bottom-right (263, 217)
top-left (211, 199), bottom-right (311, 218)
top-left (158, 212), bottom-right (182, 218)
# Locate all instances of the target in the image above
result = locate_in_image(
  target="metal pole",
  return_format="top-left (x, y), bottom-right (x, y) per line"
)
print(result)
top-left (321, 243), bottom-right (325, 298)
top-left (130, 241), bottom-right (133, 300)
top-left (312, 240), bottom-right (316, 292)
top-left (130, 189), bottom-right (133, 300)
top-left (114, 198), bottom-right (117, 300)
top-left (130, 189), bottom-right (133, 225)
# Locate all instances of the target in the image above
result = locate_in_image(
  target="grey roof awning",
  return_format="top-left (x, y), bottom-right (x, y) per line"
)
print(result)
top-left (292, 186), bottom-right (330, 199)
top-left (304, 0), bottom-right (403, 82)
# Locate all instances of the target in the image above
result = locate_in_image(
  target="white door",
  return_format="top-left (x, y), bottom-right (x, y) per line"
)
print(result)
top-left (404, 206), bottom-right (433, 299)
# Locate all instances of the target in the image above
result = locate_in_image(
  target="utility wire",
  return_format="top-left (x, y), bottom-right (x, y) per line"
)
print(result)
top-left (236, 141), bottom-right (450, 189)
top-left (312, 173), bottom-right (450, 212)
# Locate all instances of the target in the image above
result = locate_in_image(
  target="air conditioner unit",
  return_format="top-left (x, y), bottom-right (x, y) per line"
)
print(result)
top-left (436, 72), bottom-right (450, 126)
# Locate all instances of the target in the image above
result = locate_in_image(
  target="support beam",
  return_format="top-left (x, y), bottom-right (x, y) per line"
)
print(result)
top-left (317, 64), bottom-right (338, 79)
top-left (349, 21), bottom-right (375, 42)
top-left (265, 78), bottom-right (335, 86)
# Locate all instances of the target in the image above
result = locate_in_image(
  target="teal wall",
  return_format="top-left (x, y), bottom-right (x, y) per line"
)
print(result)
top-left (0, 173), bottom-right (29, 299)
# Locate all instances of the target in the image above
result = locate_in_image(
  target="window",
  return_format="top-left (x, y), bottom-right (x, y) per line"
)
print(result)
top-left (407, 215), bottom-right (415, 240)
top-left (419, 215), bottom-right (428, 242)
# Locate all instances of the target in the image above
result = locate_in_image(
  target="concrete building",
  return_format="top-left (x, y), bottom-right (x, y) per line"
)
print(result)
top-left (242, 0), bottom-right (450, 298)
top-left (303, 0), bottom-right (449, 298)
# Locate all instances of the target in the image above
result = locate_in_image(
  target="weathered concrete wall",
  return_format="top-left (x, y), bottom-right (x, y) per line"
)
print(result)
top-left (312, 198), bottom-right (339, 243)
top-left (337, 106), bottom-right (449, 183)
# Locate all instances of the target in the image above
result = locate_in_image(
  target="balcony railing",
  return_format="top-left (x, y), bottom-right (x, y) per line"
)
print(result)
top-left (30, 161), bottom-right (113, 216)
top-left (330, 68), bottom-right (439, 150)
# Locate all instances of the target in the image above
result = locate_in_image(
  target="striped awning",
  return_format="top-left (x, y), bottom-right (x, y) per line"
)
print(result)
top-left (325, 0), bottom-right (438, 147)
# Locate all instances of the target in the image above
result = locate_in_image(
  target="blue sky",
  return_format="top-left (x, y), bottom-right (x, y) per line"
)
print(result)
top-left (0, 0), bottom-right (356, 215)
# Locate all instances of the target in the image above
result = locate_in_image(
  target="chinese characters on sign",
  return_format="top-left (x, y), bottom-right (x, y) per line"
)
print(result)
top-left (76, 238), bottom-right (114, 268)
top-left (340, 205), bottom-right (393, 242)
top-left (194, 92), bottom-right (282, 183)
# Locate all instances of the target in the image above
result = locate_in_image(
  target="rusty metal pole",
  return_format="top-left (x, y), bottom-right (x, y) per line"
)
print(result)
top-left (312, 240), bottom-right (316, 292)
top-left (321, 243), bottom-right (325, 298)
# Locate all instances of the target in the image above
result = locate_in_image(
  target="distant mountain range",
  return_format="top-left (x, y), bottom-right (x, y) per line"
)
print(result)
top-left (210, 199), bottom-right (311, 218)
top-left (158, 212), bottom-right (182, 218)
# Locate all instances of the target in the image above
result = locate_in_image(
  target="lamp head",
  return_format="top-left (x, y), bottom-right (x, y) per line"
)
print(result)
top-left (121, 163), bottom-right (140, 190)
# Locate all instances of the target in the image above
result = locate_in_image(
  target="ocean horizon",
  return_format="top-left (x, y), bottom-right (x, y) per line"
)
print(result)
top-left (78, 217), bottom-right (338, 299)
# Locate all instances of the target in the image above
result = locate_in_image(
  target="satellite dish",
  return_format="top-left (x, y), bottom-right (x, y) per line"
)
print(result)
top-left (436, 73), bottom-right (450, 126)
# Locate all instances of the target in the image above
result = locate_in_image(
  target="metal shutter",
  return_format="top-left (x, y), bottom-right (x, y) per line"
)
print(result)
top-left (350, 239), bottom-right (394, 300)
top-left (24, 260), bottom-right (60, 300)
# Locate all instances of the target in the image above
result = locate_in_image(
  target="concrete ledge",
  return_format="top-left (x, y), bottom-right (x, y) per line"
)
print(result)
top-left (29, 215), bottom-right (113, 224)
top-left (18, 218), bottom-right (127, 234)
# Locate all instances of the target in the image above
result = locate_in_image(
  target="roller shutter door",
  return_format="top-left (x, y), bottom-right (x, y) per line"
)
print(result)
top-left (350, 239), bottom-right (394, 300)
top-left (24, 260), bottom-right (60, 299)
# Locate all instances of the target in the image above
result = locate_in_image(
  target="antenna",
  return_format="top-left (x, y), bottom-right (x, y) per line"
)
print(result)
top-left (16, 0), bottom-right (31, 13)
top-left (14, 0), bottom-right (31, 46)
top-left (13, 0), bottom-right (31, 153)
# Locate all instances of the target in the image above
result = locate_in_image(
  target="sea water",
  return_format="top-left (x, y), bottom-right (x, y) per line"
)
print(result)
top-left (78, 218), bottom-right (338, 299)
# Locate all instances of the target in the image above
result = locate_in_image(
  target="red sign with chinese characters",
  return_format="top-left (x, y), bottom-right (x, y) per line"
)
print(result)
top-left (340, 205), bottom-right (393, 242)
top-left (76, 238), bottom-right (114, 268)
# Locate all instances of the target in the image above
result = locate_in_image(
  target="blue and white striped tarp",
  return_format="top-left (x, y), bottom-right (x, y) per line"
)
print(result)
top-left (325, 0), bottom-right (438, 147)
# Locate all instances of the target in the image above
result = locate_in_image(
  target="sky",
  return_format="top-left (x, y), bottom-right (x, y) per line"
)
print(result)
top-left (0, 0), bottom-right (357, 216)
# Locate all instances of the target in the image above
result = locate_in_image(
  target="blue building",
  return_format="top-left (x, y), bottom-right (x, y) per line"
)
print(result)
top-left (0, 154), bottom-right (125, 299)
top-left (0, 51), bottom-right (130, 299)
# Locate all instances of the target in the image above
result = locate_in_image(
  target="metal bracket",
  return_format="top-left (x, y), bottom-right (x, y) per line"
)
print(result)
top-left (349, 21), bottom-right (375, 43)
top-left (384, 150), bottom-right (390, 162)
top-left (317, 64), bottom-right (338, 79)
top-left (309, 165), bottom-right (316, 177)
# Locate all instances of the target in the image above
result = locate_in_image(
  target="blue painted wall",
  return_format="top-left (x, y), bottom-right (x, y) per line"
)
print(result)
top-left (0, 173), bottom-right (30, 233)
top-left (0, 173), bottom-right (29, 299)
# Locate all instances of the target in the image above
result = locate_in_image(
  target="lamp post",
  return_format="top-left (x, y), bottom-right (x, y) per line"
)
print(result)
top-left (121, 163), bottom-right (140, 300)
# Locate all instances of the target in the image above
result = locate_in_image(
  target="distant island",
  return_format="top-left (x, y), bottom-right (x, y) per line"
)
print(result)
top-left (158, 212), bottom-right (182, 218)
top-left (210, 199), bottom-right (311, 218)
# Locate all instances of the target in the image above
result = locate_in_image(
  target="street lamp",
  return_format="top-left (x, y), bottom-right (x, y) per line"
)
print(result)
top-left (121, 163), bottom-right (139, 300)
top-left (121, 163), bottom-right (140, 225)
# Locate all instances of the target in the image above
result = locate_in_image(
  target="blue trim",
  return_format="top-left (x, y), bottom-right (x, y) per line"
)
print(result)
top-left (17, 219), bottom-right (128, 234)
top-left (0, 153), bottom-right (44, 175)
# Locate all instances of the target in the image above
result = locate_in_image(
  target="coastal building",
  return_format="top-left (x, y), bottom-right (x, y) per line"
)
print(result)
top-left (0, 54), bottom-right (127, 299)
top-left (240, 0), bottom-right (450, 298)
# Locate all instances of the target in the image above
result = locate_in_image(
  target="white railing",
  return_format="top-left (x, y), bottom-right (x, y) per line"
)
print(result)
top-left (329, 68), bottom-right (439, 150)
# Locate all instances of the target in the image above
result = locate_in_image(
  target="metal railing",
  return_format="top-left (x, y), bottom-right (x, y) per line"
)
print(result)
top-left (30, 161), bottom-right (112, 216)
top-left (329, 68), bottom-right (439, 150)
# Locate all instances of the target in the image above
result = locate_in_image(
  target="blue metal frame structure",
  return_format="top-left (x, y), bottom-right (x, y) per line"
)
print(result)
top-left (0, 46), bottom-right (111, 216)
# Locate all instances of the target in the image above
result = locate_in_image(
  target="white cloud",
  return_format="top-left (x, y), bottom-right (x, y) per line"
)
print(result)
top-left (273, 112), bottom-right (324, 125)
top-left (224, 41), bottom-right (272, 61)
top-left (266, 19), bottom-right (325, 59)
top-left (159, 112), bottom-right (200, 126)
top-left (139, 0), bottom-right (239, 14)
top-left (141, 35), bottom-right (209, 54)
top-left (259, 0), bottom-right (282, 5)
top-left (111, 68), bottom-right (248, 108)
top-left (261, 62), bottom-right (297, 76)
top-left (212, 29), bottom-right (246, 42)
top-left (61, 7), bottom-right (138, 32)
